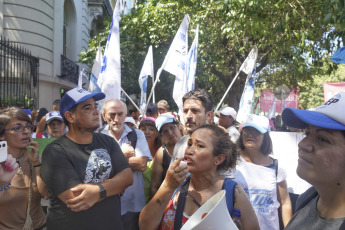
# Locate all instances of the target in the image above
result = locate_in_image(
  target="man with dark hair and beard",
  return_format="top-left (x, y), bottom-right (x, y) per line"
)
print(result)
top-left (170, 88), bottom-right (214, 164)
top-left (40, 88), bottom-right (133, 230)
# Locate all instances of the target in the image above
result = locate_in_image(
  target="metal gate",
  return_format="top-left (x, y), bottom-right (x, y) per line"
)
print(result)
top-left (0, 37), bottom-right (39, 110)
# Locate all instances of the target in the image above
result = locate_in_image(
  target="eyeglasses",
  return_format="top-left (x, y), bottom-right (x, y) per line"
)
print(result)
top-left (242, 127), bottom-right (262, 136)
top-left (5, 124), bottom-right (34, 133)
top-left (161, 124), bottom-right (177, 136)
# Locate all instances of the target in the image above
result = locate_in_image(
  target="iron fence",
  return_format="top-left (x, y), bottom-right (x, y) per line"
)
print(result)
top-left (60, 55), bottom-right (79, 84)
top-left (0, 37), bottom-right (39, 109)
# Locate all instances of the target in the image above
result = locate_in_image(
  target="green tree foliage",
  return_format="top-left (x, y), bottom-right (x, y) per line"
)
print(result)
top-left (80, 0), bottom-right (345, 111)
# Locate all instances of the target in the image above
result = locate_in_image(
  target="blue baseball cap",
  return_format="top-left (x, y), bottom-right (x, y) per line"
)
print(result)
top-left (282, 92), bottom-right (345, 130)
top-left (60, 87), bottom-right (105, 119)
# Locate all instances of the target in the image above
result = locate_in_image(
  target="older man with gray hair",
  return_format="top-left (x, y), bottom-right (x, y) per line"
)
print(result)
top-left (101, 99), bottom-right (151, 230)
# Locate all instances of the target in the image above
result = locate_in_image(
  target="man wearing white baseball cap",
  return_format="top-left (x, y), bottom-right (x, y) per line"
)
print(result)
top-left (45, 111), bottom-right (66, 138)
top-left (219, 106), bottom-right (240, 143)
top-left (40, 87), bottom-right (133, 230)
top-left (282, 92), bottom-right (345, 230)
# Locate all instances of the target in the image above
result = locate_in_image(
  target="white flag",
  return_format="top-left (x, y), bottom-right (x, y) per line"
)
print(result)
top-left (267, 98), bottom-right (276, 119)
top-left (89, 43), bottom-right (103, 93)
top-left (157, 14), bottom-right (190, 112)
top-left (186, 25), bottom-right (198, 93)
top-left (98, 0), bottom-right (121, 100)
top-left (236, 46), bottom-right (258, 124)
top-left (77, 69), bottom-right (88, 89)
top-left (138, 46), bottom-right (154, 112)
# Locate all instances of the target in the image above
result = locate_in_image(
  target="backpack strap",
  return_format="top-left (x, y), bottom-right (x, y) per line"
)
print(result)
top-left (272, 158), bottom-right (278, 177)
top-left (222, 178), bottom-right (238, 215)
top-left (126, 127), bottom-right (137, 149)
top-left (174, 177), bottom-right (191, 230)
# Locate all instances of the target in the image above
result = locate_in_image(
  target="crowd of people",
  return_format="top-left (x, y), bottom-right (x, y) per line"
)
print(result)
top-left (0, 87), bottom-right (344, 230)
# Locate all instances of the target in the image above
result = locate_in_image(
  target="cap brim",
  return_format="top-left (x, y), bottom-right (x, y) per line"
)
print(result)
top-left (157, 118), bottom-right (174, 132)
top-left (282, 108), bottom-right (345, 130)
top-left (77, 92), bottom-right (105, 105)
top-left (47, 117), bottom-right (64, 124)
top-left (242, 123), bottom-right (267, 133)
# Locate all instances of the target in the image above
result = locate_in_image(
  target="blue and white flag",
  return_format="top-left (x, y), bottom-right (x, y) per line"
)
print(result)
top-left (236, 46), bottom-right (258, 124)
top-left (157, 14), bottom-right (190, 113)
top-left (267, 98), bottom-right (276, 119)
top-left (98, 0), bottom-right (121, 100)
top-left (89, 43), bottom-right (103, 93)
top-left (138, 46), bottom-right (154, 113)
top-left (186, 25), bottom-right (199, 93)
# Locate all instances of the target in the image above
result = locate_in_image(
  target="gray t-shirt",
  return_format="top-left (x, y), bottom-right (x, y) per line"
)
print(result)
top-left (285, 195), bottom-right (345, 230)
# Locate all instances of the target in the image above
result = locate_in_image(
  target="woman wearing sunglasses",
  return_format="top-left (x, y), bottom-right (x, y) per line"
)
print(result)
top-left (234, 114), bottom-right (292, 230)
top-left (150, 113), bottom-right (182, 198)
top-left (0, 107), bottom-right (47, 230)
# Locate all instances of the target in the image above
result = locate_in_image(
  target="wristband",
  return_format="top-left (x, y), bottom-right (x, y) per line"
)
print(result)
top-left (0, 181), bottom-right (11, 191)
top-left (34, 164), bottom-right (42, 167)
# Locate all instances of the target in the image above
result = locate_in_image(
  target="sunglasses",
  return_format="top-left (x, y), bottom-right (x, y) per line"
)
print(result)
top-left (242, 127), bottom-right (262, 136)
top-left (161, 124), bottom-right (177, 136)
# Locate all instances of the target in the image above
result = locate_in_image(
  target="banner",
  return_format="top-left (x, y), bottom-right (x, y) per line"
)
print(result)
top-left (186, 25), bottom-right (199, 93)
top-left (34, 138), bottom-right (55, 156)
top-left (270, 132), bottom-right (311, 194)
top-left (323, 82), bottom-right (345, 101)
top-left (266, 98), bottom-right (276, 119)
top-left (260, 88), bottom-right (298, 113)
top-left (236, 46), bottom-right (258, 124)
top-left (138, 46), bottom-right (154, 113)
top-left (89, 43), bottom-right (103, 93)
top-left (156, 14), bottom-right (190, 113)
top-left (98, 0), bottom-right (121, 100)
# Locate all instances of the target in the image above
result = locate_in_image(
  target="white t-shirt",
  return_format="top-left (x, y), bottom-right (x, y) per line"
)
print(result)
top-left (234, 156), bottom-right (287, 230)
top-left (101, 124), bottom-right (151, 215)
top-left (226, 125), bottom-right (240, 143)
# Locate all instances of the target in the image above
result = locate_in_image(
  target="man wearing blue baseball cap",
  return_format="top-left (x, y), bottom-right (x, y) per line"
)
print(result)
top-left (282, 92), bottom-right (345, 229)
top-left (40, 87), bottom-right (133, 230)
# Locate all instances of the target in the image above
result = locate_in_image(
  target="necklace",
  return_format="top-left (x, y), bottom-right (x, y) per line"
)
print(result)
top-left (16, 152), bottom-right (25, 175)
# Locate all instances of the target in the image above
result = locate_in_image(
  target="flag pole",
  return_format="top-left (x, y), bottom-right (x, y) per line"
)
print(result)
top-left (152, 74), bottom-right (155, 103)
top-left (214, 70), bottom-right (242, 113)
top-left (121, 87), bottom-right (141, 114)
top-left (145, 68), bottom-right (162, 114)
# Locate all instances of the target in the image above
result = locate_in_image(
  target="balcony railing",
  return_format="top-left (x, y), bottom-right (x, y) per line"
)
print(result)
top-left (60, 55), bottom-right (79, 84)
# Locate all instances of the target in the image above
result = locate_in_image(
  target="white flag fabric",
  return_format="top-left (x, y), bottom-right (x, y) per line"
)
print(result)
top-left (77, 69), bottom-right (88, 89)
top-left (98, 0), bottom-right (121, 100)
top-left (186, 25), bottom-right (199, 93)
top-left (89, 43), bottom-right (103, 93)
top-left (138, 45), bottom-right (154, 113)
top-left (157, 14), bottom-right (190, 112)
top-left (236, 46), bottom-right (259, 124)
top-left (267, 98), bottom-right (276, 119)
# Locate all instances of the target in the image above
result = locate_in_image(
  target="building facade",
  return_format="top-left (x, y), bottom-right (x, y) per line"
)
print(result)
top-left (0, 0), bottom-right (132, 110)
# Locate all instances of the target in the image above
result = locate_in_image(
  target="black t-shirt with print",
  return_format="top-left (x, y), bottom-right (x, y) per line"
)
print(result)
top-left (41, 133), bottom-right (129, 230)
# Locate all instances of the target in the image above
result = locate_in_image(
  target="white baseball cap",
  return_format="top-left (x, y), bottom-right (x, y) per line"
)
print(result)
top-left (156, 113), bottom-right (177, 132)
top-left (242, 114), bottom-right (270, 133)
top-left (220, 107), bottom-right (237, 120)
top-left (125, 117), bottom-right (136, 126)
top-left (46, 111), bottom-right (63, 124)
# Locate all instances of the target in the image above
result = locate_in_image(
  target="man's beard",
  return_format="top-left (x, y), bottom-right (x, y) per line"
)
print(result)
top-left (75, 119), bottom-right (99, 133)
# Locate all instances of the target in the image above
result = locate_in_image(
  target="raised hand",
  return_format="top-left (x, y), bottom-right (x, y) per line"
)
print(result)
top-left (0, 154), bottom-right (19, 188)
